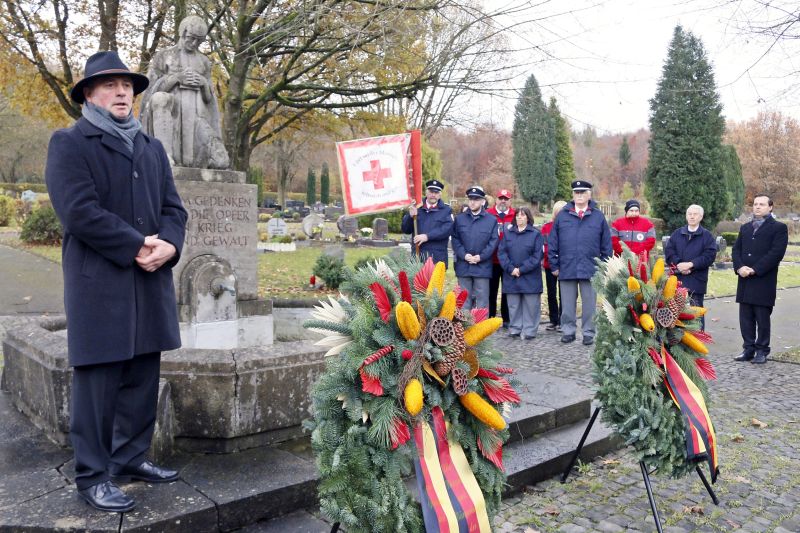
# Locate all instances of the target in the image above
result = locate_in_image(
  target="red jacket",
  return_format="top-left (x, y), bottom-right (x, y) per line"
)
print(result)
top-left (611, 215), bottom-right (656, 261)
top-left (487, 206), bottom-right (516, 264)
top-left (541, 220), bottom-right (553, 269)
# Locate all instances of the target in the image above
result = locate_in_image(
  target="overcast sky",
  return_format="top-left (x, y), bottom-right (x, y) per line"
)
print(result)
top-left (475, 0), bottom-right (799, 134)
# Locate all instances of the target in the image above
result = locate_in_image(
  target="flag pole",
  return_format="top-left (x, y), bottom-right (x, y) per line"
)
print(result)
top-left (409, 130), bottom-right (423, 256)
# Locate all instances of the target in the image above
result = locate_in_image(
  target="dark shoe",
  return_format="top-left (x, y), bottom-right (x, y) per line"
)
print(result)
top-left (734, 352), bottom-right (754, 362)
top-left (556, 325), bottom-right (562, 332)
top-left (545, 323), bottom-right (558, 331)
top-left (751, 354), bottom-right (768, 365)
top-left (508, 332), bottom-right (520, 338)
top-left (582, 337), bottom-right (594, 346)
top-left (78, 481), bottom-right (135, 513)
top-left (111, 460), bottom-right (179, 484)
top-left (502, 322), bottom-right (509, 329)
top-left (561, 334), bottom-right (576, 343)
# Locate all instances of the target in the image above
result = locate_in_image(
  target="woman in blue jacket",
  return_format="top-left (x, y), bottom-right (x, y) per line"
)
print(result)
top-left (498, 207), bottom-right (544, 339)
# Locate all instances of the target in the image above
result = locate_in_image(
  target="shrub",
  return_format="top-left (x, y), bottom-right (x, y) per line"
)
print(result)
top-left (296, 233), bottom-right (307, 241)
top-left (358, 209), bottom-right (404, 233)
top-left (721, 232), bottom-right (738, 245)
top-left (353, 255), bottom-right (376, 272)
top-left (273, 210), bottom-right (283, 219)
top-left (0, 195), bottom-right (15, 226)
top-left (314, 253), bottom-right (347, 289)
top-left (292, 211), bottom-right (301, 221)
top-left (258, 213), bottom-right (271, 222)
top-left (279, 234), bottom-right (293, 244)
top-left (715, 220), bottom-right (741, 234)
top-left (259, 231), bottom-right (268, 242)
top-left (20, 205), bottom-right (62, 245)
top-left (15, 199), bottom-right (35, 226)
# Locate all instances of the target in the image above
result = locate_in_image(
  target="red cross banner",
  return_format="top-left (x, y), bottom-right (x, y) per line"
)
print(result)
top-left (336, 133), bottom-right (413, 215)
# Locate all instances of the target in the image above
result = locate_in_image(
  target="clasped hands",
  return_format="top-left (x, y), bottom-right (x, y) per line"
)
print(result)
top-left (464, 253), bottom-right (481, 264)
top-left (136, 235), bottom-right (176, 272)
top-left (737, 265), bottom-right (756, 278)
top-left (676, 261), bottom-right (694, 275)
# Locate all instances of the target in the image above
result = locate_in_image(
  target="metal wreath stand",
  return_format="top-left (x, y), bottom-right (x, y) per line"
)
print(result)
top-left (560, 406), bottom-right (719, 533)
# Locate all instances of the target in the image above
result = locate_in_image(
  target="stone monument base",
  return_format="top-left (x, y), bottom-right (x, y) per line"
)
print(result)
top-left (1, 316), bottom-right (326, 455)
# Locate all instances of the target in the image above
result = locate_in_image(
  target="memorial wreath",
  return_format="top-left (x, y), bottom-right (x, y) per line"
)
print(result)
top-left (304, 257), bottom-right (520, 532)
top-left (592, 249), bottom-right (720, 481)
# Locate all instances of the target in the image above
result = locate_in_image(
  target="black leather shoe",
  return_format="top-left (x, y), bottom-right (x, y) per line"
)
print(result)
top-left (734, 352), bottom-right (754, 362)
top-left (561, 334), bottom-right (576, 343)
top-left (751, 353), bottom-right (768, 364)
top-left (111, 460), bottom-right (179, 484)
top-left (78, 481), bottom-right (135, 513)
top-left (582, 337), bottom-right (594, 346)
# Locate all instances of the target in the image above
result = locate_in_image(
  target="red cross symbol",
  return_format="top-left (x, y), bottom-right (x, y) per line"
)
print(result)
top-left (362, 160), bottom-right (392, 189)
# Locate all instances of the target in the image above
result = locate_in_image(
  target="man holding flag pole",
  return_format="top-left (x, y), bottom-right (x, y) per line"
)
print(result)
top-left (401, 179), bottom-right (454, 268)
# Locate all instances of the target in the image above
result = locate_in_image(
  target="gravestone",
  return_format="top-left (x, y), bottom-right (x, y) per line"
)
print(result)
top-left (372, 217), bottom-right (389, 240)
top-left (313, 201), bottom-right (325, 214)
top-left (267, 217), bottom-right (288, 237)
top-left (302, 214), bottom-right (325, 238)
top-left (337, 215), bottom-right (359, 238)
top-left (285, 200), bottom-right (304, 213)
top-left (21, 190), bottom-right (37, 203)
top-left (324, 205), bottom-right (343, 220)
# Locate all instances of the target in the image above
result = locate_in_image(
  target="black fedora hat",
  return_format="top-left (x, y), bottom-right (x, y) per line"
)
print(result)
top-left (70, 51), bottom-right (149, 104)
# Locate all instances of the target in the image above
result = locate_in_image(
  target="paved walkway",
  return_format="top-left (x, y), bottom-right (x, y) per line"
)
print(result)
top-left (488, 290), bottom-right (800, 533)
top-left (0, 244), bottom-right (63, 315)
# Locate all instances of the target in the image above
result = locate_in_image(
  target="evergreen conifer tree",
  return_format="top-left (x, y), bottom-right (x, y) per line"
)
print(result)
top-left (512, 74), bottom-right (556, 210)
top-left (320, 162), bottom-right (331, 205)
top-left (548, 97), bottom-right (576, 201)
top-left (645, 26), bottom-right (727, 232)
top-left (720, 144), bottom-right (745, 218)
top-left (307, 166), bottom-right (316, 205)
top-left (619, 136), bottom-right (632, 167)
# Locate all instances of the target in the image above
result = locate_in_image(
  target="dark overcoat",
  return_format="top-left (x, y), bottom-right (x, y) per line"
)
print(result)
top-left (45, 118), bottom-right (187, 367)
top-left (451, 208), bottom-right (498, 278)
top-left (497, 224), bottom-right (544, 294)
top-left (400, 199), bottom-right (453, 267)
top-left (547, 200), bottom-right (612, 280)
top-left (732, 217), bottom-right (788, 307)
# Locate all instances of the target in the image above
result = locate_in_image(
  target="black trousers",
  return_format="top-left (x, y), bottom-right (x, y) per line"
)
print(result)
top-left (544, 268), bottom-right (560, 325)
top-left (70, 352), bottom-right (161, 490)
top-left (739, 303), bottom-right (773, 357)
top-left (489, 263), bottom-right (509, 324)
top-left (690, 293), bottom-right (705, 330)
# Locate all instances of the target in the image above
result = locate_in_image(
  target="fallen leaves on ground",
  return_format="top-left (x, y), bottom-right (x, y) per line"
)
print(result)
top-left (730, 433), bottom-right (745, 443)
top-left (542, 506), bottom-right (560, 516)
top-left (683, 505), bottom-right (704, 515)
top-left (750, 418), bottom-right (768, 429)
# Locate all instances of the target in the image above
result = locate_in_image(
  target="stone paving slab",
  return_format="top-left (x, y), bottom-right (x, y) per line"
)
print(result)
top-left (0, 244), bottom-right (63, 316)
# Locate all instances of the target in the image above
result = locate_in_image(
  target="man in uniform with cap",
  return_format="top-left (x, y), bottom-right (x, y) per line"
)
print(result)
top-left (548, 180), bottom-right (612, 345)
top-left (452, 186), bottom-right (499, 310)
top-left (611, 199), bottom-right (656, 262)
top-left (401, 179), bottom-right (454, 267)
top-left (487, 189), bottom-right (516, 327)
top-left (45, 51), bottom-right (187, 512)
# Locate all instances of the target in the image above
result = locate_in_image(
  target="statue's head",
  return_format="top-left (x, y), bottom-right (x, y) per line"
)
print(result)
top-left (178, 16), bottom-right (208, 52)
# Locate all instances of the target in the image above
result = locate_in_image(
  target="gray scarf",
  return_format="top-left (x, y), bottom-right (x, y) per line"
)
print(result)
top-left (82, 102), bottom-right (141, 155)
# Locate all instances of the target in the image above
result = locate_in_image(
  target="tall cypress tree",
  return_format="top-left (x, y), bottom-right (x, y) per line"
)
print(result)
top-left (645, 25), bottom-right (727, 232)
top-left (548, 97), bottom-right (576, 201)
top-left (306, 166), bottom-right (316, 205)
top-left (320, 162), bottom-right (331, 205)
top-left (619, 136), bottom-right (632, 167)
top-left (512, 74), bottom-right (556, 210)
top-left (720, 144), bottom-right (745, 218)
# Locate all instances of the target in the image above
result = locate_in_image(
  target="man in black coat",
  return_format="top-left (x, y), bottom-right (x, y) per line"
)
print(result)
top-left (45, 52), bottom-right (188, 512)
top-left (732, 195), bottom-right (788, 365)
top-left (401, 179), bottom-right (454, 267)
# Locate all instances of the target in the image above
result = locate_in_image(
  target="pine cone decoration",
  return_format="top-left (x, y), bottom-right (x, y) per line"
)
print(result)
top-left (434, 360), bottom-right (453, 377)
top-left (667, 293), bottom-right (684, 317)
top-left (451, 322), bottom-right (466, 357)
top-left (451, 367), bottom-right (468, 396)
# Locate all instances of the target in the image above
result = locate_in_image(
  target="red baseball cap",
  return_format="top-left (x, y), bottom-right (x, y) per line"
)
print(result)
top-left (497, 189), bottom-right (512, 199)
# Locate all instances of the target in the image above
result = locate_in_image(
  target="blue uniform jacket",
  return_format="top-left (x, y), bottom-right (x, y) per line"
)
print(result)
top-left (451, 208), bottom-right (498, 278)
top-left (401, 199), bottom-right (453, 267)
top-left (547, 200), bottom-right (612, 280)
top-left (45, 118), bottom-right (188, 367)
top-left (664, 225), bottom-right (717, 295)
top-left (498, 224), bottom-right (544, 294)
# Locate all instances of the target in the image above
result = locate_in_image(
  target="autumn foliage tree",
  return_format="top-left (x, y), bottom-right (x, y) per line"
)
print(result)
top-left (645, 26), bottom-right (727, 232)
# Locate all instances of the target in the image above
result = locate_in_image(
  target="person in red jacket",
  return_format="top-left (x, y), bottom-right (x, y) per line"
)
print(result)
top-left (487, 189), bottom-right (516, 327)
top-left (541, 200), bottom-right (567, 331)
top-left (611, 199), bottom-right (656, 262)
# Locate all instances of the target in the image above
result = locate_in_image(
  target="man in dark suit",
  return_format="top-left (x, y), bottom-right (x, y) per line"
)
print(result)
top-left (401, 179), bottom-right (454, 267)
top-left (45, 51), bottom-right (188, 512)
top-left (732, 195), bottom-right (788, 365)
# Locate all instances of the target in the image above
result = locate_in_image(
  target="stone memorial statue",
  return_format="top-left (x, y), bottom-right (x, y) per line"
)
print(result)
top-left (140, 15), bottom-right (229, 169)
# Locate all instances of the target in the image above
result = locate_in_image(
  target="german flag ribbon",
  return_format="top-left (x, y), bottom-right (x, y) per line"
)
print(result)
top-left (413, 406), bottom-right (492, 532)
top-left (661, 344), bottom-right (720, 482)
